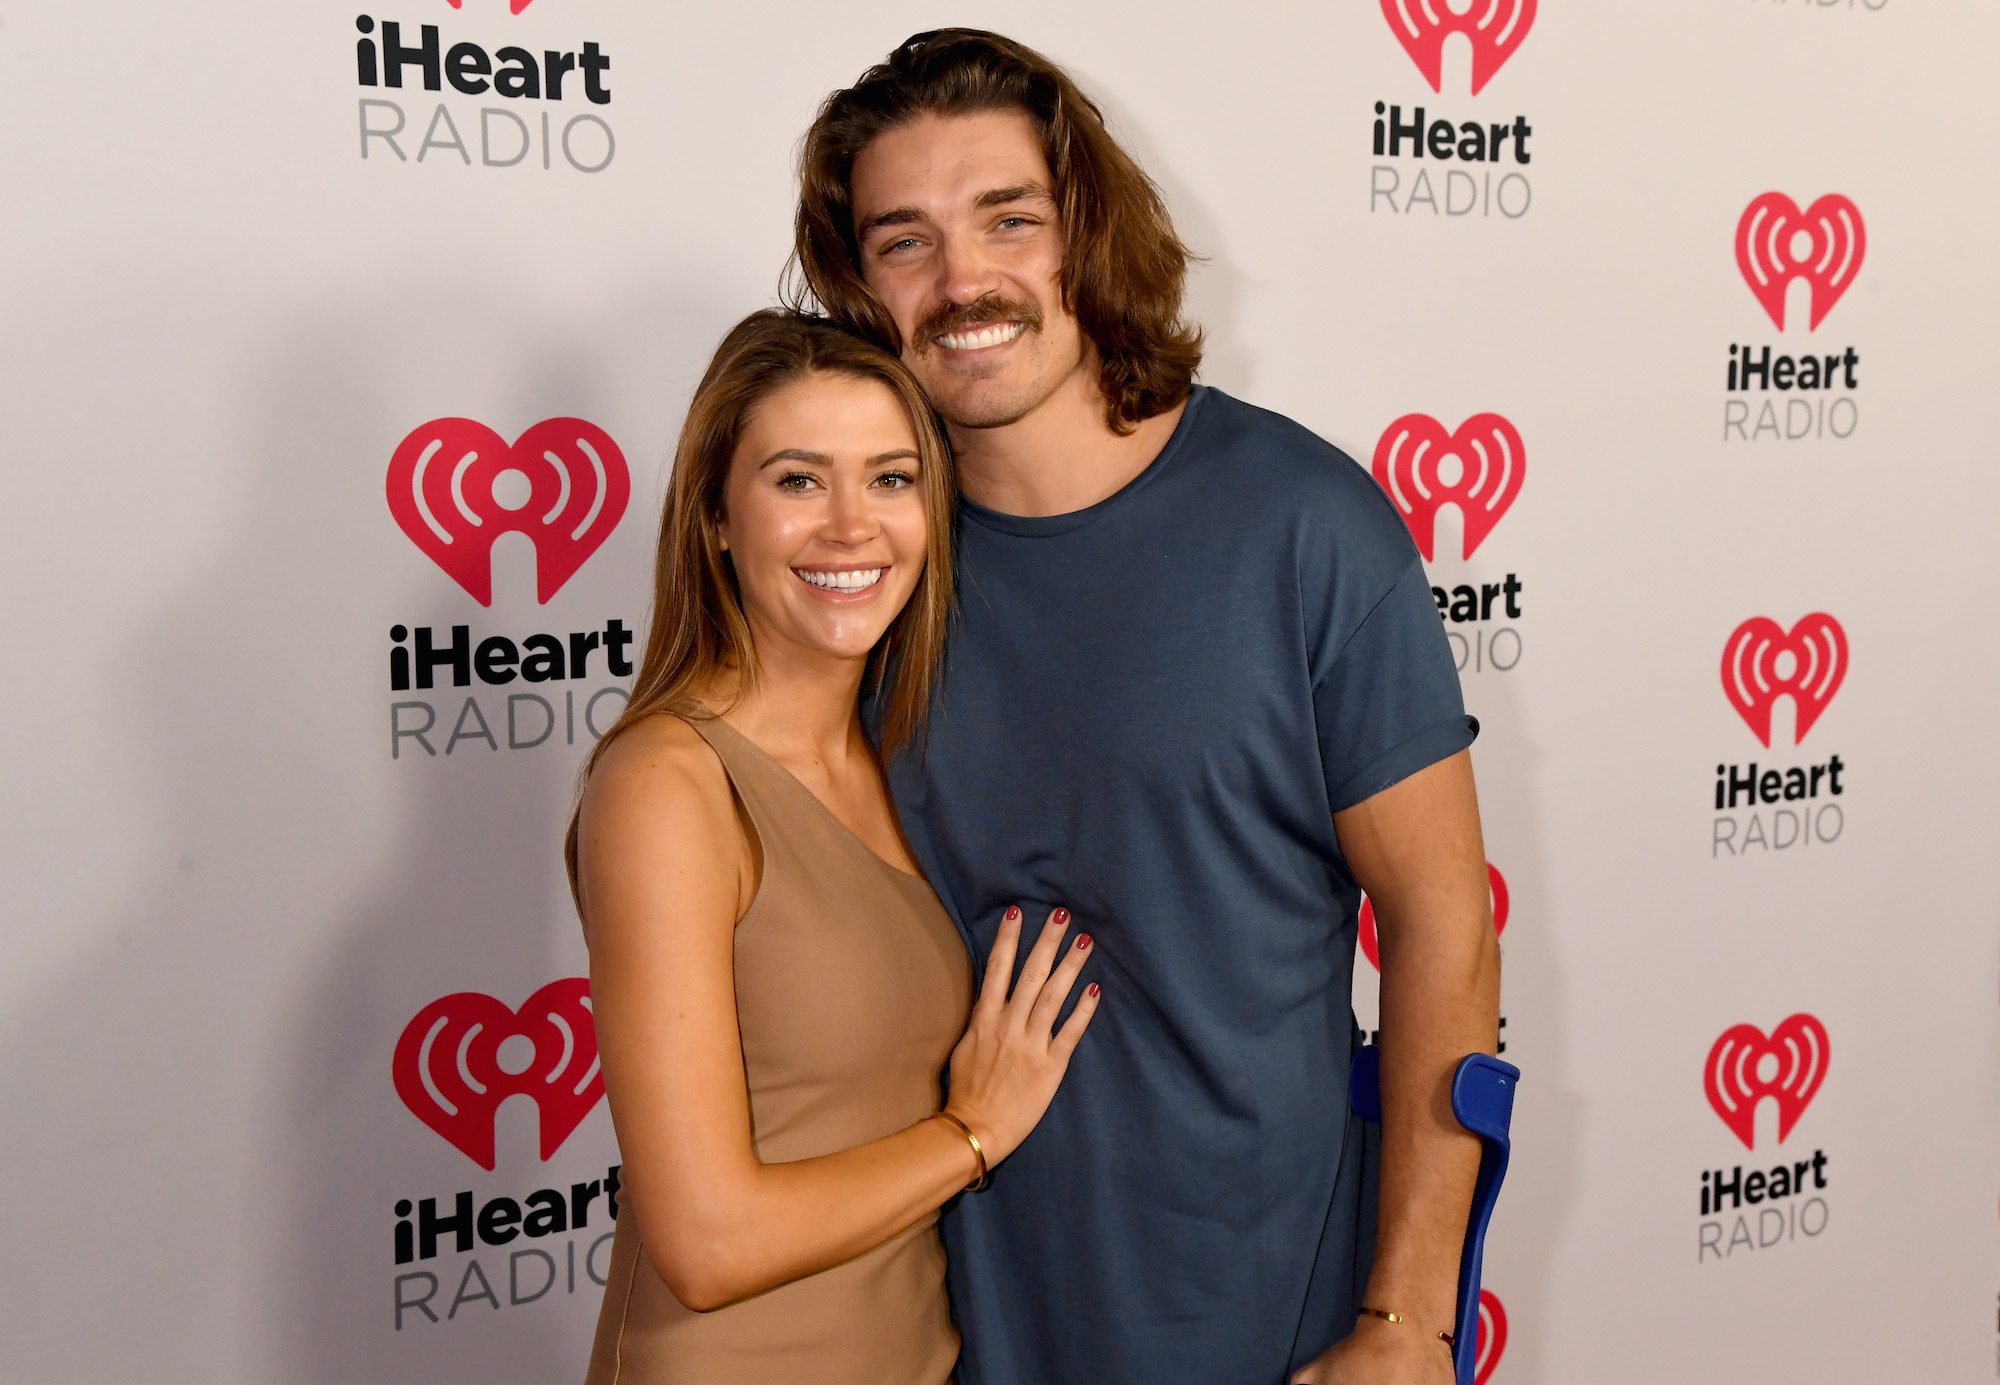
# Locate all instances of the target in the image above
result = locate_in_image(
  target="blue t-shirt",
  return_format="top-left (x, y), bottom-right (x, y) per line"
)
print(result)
top-left (886, 386), bottom-right (1476, 1385)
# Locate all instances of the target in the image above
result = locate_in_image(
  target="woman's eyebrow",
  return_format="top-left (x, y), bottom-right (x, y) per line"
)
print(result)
top-left (759, 448), bottom-right (833, 469)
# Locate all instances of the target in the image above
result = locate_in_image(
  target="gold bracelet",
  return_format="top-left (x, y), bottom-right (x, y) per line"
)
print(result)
top-left (935, 1112), bottom-right (989, 1192)
top-left (1358, 1306), bottom-right (1454, 1349)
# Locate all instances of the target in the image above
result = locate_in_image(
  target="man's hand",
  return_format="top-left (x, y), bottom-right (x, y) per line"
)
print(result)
top-left (1291, 1314), bottom-right (1456, 1385)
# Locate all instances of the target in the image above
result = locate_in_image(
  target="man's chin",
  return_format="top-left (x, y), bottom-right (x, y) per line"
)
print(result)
top-left (927, 380), bottom-right (1050, 432)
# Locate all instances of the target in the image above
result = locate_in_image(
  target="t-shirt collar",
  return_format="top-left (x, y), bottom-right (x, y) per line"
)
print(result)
top-left (956, 385), bottom-right (1210, 538)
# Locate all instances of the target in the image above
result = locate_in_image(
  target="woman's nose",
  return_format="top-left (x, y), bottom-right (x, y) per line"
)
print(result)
top-left (822, 481), bottom-right (877, 544)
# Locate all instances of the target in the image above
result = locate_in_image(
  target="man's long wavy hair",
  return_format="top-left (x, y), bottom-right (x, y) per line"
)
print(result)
top-left (564, 310), bottom-right (954, 908)
top-left (790, 28), bottom-right (1203, 434)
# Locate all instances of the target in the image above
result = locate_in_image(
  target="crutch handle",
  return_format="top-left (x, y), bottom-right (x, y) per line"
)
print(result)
top-left (1348, 1045), bottom-right (1519, 1385)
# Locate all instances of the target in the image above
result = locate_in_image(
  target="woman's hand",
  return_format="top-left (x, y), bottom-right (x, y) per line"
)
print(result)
top-left (943, 906), bottom-right (1101, 1167)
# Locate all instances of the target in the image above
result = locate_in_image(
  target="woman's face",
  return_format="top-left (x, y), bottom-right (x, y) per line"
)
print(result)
top-left (718, 371), bottom-right (929, 667)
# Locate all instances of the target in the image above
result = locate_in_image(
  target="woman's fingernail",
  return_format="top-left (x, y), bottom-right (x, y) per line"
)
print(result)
top-left (1053, 908), bottom-right (1070, 925)
top-left (1075, 934), bottom-right (1092, 951)
top-left (1005, 906), bottom-right (1021, 923)
top-left (1087, 982), bottom-right (1101, 998)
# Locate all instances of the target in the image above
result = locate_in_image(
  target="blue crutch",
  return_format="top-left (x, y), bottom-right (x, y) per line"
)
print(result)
top-left (1348, 1044), bottom-right (1518, 1385)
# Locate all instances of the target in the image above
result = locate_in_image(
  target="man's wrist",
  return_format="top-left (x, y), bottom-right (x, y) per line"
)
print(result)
top-left (1358, 1270), bottom-right (1456, 1341)
top-left (1358, 1304), bottom-right (1457, 1349)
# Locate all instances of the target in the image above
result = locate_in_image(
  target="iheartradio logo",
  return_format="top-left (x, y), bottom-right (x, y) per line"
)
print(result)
top-left (1721, 614), bottom-right (1847, 748)
top-left (392, 978), bottom-right (606, 1171)
top-left (1735, 194), bottom-right (1865, 332)
top-left (1380, 0), bottom-right (1535, 95)
top-left (1360, 863), bottom-right (1508, 971)
top-left (1372, 414), bottom-right (1525, 561)
top-left (387, 418), bottom-right (629, 607)
top-left (1473, 1289), bottom-right (1508, 1385)
top-left (1704, 1013), bottom-right (1828, 1150)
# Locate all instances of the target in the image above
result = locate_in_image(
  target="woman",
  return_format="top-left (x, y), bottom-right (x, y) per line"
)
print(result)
top-left (569, 310), bottom-right (1098, 1384)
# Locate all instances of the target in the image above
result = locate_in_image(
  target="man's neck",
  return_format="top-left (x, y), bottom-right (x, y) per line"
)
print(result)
top-left (950, 365), bottom-right (1188, 519)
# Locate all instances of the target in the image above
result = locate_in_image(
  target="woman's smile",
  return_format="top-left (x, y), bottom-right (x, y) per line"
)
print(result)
top-left (793, 563), bottom-right (888, 597)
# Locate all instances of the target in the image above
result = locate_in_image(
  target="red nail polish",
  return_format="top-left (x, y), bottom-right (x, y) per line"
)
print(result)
top-left (1053, 908), bottom-right (1070, 925)
top-left (1005, 906), bottom-right (1020, 922)
top-left (1075, 934), bottom-right (1092, 950)
top-left (1087, 982), bottom-right (1100, 998)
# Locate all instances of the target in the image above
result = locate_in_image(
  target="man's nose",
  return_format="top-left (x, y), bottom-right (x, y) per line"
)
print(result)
top-left (934, 228), bottom-right (1003, 306)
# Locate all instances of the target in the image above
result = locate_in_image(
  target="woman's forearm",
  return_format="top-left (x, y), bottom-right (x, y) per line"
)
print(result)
top-left (632, 1111), bottom-right (980, 1311)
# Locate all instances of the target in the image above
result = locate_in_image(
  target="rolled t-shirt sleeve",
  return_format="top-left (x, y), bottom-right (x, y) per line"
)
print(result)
top-left (1313, 558), bottom-right (1478, 813)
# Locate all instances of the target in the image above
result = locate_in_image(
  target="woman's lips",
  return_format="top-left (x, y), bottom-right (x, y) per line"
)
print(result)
top-left (791, 565), bottom-right (888, 601)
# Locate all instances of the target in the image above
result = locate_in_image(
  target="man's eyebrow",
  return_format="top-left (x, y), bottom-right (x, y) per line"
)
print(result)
top-left (759, 448), bottom-right (832, 469)
top-left (974, 183), bottom-right (1051, 210)
top-left (857, 207), bottom-right (923, 240)
top-left (856, 184), bottom-right (1053, 240)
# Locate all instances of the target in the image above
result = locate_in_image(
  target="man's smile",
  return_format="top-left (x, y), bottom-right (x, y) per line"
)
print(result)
top-left (935, 321), bottom-right (1029, 353)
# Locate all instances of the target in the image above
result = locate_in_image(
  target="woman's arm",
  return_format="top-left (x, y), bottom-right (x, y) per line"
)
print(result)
top-left (577, 716), bottom-right (1092, 1312)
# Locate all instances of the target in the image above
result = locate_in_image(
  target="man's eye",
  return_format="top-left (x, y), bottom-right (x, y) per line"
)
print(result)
top-left (881, 237), bottom-right (920, 254)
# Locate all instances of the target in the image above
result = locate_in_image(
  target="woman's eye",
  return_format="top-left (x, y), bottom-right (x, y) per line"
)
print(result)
top-left (776, 472), bottom-right (816, 493)
top-left (873, 470), bottom-right (917, 490)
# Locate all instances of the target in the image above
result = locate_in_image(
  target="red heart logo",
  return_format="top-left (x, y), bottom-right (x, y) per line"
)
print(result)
top-left (444, 0), bottom-right (537, 12)
top-left (1380, 0), bottom-right (1536, 95)
top-left (1735, 193), bottom-right (1866, 332)
top-left (1474, 1289), bottom-right (1508, 1385)
top-left (392, 978), bottom-right (605, 1171)
top-left (1704, 1014), bottom-right (1829, 1151)
top-left (1361, 863), bottom-right (1507, 971)
top-left (1372, 414), bottom-right (1525, 562)
top-left (386, 417), bottom-right (629, 606)
top-left (1720, 614), bottom-right (1847, 748)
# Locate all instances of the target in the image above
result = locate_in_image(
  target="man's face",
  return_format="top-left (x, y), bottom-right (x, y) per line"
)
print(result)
top-left (849, 111), bottom-right (1087, 430)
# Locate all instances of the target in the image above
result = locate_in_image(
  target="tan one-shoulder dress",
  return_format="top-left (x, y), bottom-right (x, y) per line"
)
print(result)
top-left (584, 715), bottom-right (972, 1385)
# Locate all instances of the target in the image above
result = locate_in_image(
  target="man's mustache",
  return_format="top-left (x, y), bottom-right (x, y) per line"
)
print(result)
top-left (911, 295), bottom-right (1043, 355)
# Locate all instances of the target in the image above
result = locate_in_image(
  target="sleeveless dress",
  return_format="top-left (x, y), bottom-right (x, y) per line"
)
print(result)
top-left (584, 715), bottom-right (972, 1385)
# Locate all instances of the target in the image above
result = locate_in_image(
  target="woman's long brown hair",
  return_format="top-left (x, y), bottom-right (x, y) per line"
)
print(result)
top-left (563, 310), bottom-right (954, 907)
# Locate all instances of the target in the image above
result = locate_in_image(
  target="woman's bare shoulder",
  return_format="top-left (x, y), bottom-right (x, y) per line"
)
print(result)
top-left (588, 713), bottom-right (729, 804)
top-left (578, 715), bottom-right (744, 899)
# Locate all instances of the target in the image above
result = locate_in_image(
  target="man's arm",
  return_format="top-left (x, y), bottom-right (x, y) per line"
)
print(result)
top-left (1295, 748), bottom-right (1501, 1385)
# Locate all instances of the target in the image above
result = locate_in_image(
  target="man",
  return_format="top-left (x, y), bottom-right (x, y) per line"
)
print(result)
top-left (791, 30), bottom-right (1501, 1385)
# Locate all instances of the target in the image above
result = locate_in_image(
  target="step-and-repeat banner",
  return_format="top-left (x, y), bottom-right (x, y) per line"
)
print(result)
top-left (3, 3), bottom-right (1995, 1382)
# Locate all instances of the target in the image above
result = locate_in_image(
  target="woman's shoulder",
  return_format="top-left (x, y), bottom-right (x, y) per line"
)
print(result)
top-left (581, 714), bottom-right (741, 856)
top-left (593, 710), bottom-right (723, 784)
top-left (577, 713), bottom-right (755, 937)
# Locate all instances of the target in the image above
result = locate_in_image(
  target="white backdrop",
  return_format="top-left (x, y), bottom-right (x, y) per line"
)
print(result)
top-left (4, 3), bottom-right (1997, 1382)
